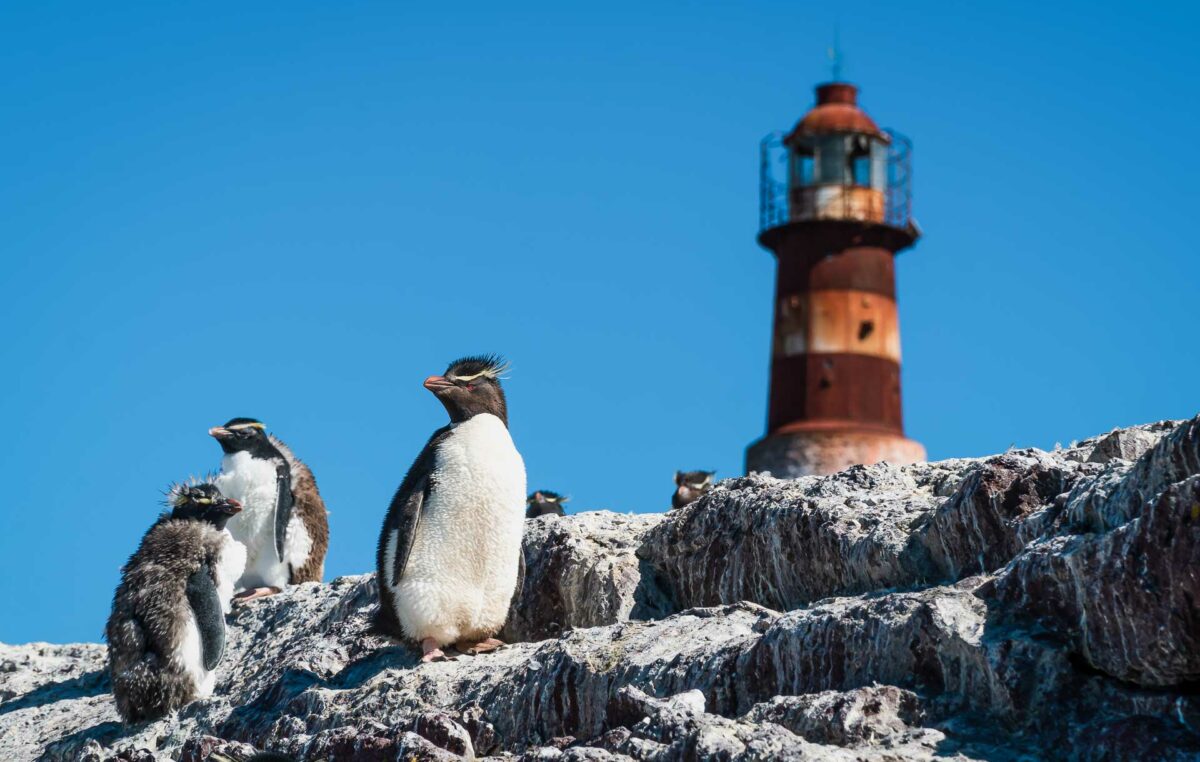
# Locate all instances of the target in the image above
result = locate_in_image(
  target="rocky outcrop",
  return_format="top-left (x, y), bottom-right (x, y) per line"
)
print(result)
top-left (2, 417), bottom-right (1198, 761)
top-left (637, 451), bottom-right (1087, 611)
top-left (986, 420), bottom-right (1200, 687)
top-left (502, 512), bottom-right (666, 643)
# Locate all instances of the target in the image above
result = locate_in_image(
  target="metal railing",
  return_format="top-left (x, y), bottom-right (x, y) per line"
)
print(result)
top-left (759, 128), bottom-right (913, 233)
top-left (884, 130), bottom-right (913, 229)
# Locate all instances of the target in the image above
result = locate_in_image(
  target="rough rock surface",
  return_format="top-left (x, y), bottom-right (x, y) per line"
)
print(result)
top-left (2, 417), bottom-right (1199, 761)
top-left (503, 512), bottom-right (666, 643)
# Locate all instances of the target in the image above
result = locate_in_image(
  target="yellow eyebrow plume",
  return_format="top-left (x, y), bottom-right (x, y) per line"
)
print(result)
top-left (226, 422), bottom-right (266, 431)
top-left (448, 361), bottom-right (511, 383)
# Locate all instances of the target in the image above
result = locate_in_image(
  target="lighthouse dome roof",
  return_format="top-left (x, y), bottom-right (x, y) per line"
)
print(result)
top-left (786, 82), bottom-right (885, 142)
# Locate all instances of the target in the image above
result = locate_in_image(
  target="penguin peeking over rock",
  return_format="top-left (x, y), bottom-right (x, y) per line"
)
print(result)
top-left (377, 354), bottom-right (527, 663)
top-left (106, 483), bottom-right (247, 723)
top-left (672, 470), bottom-right (715, 510)
top-left (209, 417), bottom-right (329, 603)
top-left (526, 489), bottom-right (568, 518)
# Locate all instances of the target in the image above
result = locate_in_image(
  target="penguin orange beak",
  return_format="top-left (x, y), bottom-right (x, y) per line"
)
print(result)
top-left (220, 498), bottom-right (243, 515)
top-left (423, 375), bottom-right (455, 393)
top-left (208, 426), bottom-right (231, 438)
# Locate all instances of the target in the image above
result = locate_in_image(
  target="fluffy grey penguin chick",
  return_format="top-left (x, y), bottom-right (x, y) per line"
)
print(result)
top-left (672, 470), bottom-right (715, 510)
top-left (377, 355), bottom-right (527, 663)
top-left (106, 483), bottom-right (247, 723)
top-left (526, 489), bottom-right (568, 518)
top-left (209, 417), bottom-right (330, 602)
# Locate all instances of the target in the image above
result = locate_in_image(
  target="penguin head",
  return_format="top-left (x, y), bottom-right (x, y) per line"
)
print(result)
top-left (672, 470), bottom-right (715, 510)
top-left (424, 355), bottom-right (510, 425)
top-left (527, 490), bottom-right (568, 518)
top-left (208, 417), bottom-right (277, 458)
top-left (168, 483), bottom-right (242, 528)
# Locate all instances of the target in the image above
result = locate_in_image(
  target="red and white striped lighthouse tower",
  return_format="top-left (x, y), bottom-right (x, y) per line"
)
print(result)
top-left (746, 81), bottom-right (924, 477)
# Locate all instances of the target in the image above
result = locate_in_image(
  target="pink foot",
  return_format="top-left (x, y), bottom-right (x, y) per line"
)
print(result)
top-left (420, 637), bottom-right (453, 663)
top-left (233, 586), bottom-right (283, 604)
top-left (456, 637), bottom-right (506, 656)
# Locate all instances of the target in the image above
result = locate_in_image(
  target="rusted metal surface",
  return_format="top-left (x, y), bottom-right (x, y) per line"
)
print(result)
top-left (759, 219), bottom-right (917, 260)
top-left (777, 245), bottom-right (897, 297)
top-left (785, 83), bottom-right (884, 140)
top-left (745, 427), bottom-right (926, 478)
top-left (774, 289), bottom-right (901, 362)
top-left (766, 353), bottom-right (904, 434)
top-left (791, 185), bottom-right (884, 223)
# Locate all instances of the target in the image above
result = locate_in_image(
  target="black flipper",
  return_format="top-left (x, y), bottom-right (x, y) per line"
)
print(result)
top-left (390, 470), bottom-right (428, 585)
top-left (381, 426), bottom-right (451, 587)
top-left (274, 461), bottom-right (294, 563)
top-left (185, 561), bottom-right (226, 671)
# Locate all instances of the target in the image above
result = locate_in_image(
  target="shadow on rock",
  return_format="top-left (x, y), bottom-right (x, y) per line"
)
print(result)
top-left (37, 720), bottom-right (126, 762)
top-left (0, 669), bottom-right (110, 716)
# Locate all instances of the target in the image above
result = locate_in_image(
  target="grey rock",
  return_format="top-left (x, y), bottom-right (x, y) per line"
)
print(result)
top-left (1059, 419), bottom-right (1179, 464)
top-left (741, 685), bottom-right (925, 746)
top-left (504, 512), bottom-right (666, 643)
top-left (638, 451), bottom-right (1086, 612)
top-left (1086, 426), bottom-right (1167, 464)
top-left (988, 474), bottom-right (1200, 686)
top-left (600, 686), bottom-right (970, 762)
top-left (1059, 416), bottom-right (1199, 532)
top-left (3, 416), bottom-right (1200, 761)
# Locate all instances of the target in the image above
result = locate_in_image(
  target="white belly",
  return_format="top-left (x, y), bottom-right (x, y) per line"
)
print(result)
top-left (215, 452), bottom-right (289, 589)
top-left (174, 613), bottom-right (215, 698)
top-left (172, 537), bottom-right (243, 699)
top-left (389, 414), bottom-right (526, 645)
top-left (216, 534), bottom-right (247, 612)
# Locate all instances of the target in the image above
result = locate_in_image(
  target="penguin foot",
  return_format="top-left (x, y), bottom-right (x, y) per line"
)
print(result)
top-left (233, 586), bottom-right (283, 604)
top-left (456, 637), bottom-right (506, 656)
top-left (420, 638), bottom-right (454, 663)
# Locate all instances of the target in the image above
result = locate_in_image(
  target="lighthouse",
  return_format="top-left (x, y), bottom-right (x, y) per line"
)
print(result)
top-left (746, 81), bottom-right (925, 477)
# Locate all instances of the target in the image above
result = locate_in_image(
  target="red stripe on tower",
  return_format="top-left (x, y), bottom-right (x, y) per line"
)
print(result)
top-left (747, 82), bottom-right (925, 477)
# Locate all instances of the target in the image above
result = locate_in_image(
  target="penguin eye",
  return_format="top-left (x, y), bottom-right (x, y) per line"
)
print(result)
top-left (466, 383), bottom-right (476, 390)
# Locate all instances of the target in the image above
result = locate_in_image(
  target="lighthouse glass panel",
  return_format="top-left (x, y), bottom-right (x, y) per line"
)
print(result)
top-left (870, 141), bottom-right (887, 190)
top-left (851, 154), bottom-right (870, 187)
top-left (791, 150), bottom-right (814, 186)
top-left (814, 136), bottom-right (846, 184)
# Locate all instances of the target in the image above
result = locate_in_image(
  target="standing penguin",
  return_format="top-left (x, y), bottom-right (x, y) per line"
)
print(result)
top-left (672, 470), bottom-right (715, 510)
top-left (209, 418), bottom-right (329, 601)
top-left (377, 355), bottom-right (527, 663)
top-left (106, 483), bottom-right (247, 723)
top-left (526, 490), bottom-right (568, 518)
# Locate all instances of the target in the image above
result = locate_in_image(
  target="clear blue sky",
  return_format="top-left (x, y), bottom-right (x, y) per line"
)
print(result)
top-left (1, 2), bottom-right (1196, 643)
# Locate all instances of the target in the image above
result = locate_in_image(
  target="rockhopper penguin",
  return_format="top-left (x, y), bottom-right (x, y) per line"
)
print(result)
top-left (672, 470), bottom-right (715, 510)
top-left (377, 355), bottom-right (527, 663)
top-left (210, 418), bottom-right (329, 602)
top-left (106, 483), bottom-right (247, 723)
top-left (526, 490), bottom-right (567, 518)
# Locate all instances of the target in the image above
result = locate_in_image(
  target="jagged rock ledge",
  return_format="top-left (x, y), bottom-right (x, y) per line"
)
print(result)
top-left (2, 417), bottom-right (1198, 761)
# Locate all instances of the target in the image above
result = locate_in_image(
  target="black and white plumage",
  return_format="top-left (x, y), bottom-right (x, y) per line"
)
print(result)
top-left (376, 355), bottom-right (527, 662)
top-left (526, 490), bottom-right (568, 518)
top-left (672, 470), bottom-right (715, 510)
top-left (106, 483), bottom-right (246, 723)
top-left (209, 418), bottom-right (329, 601)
